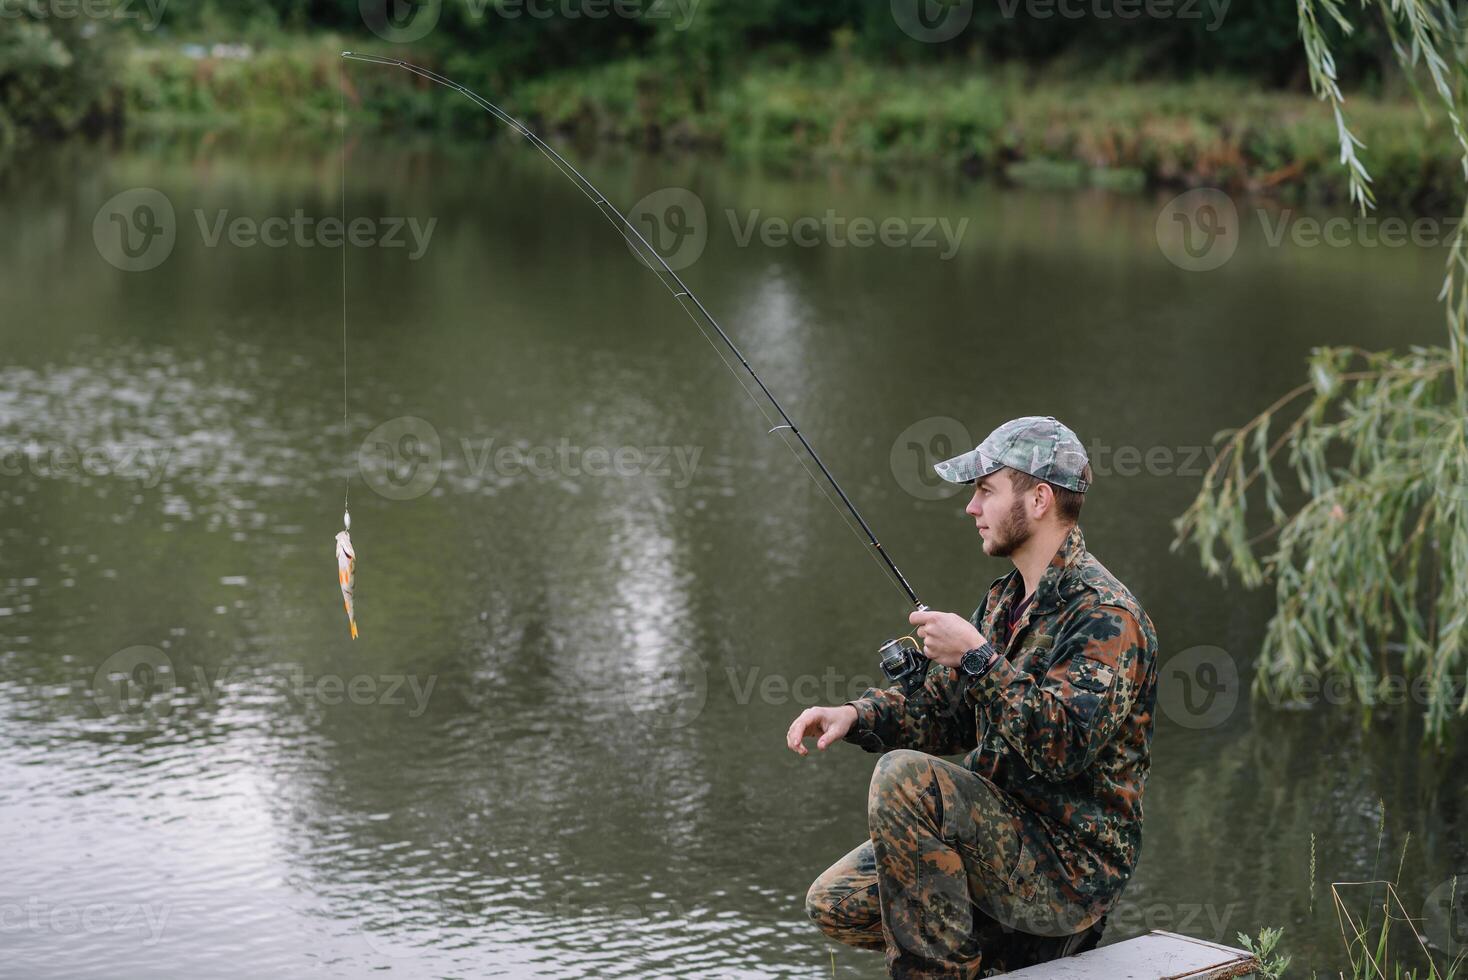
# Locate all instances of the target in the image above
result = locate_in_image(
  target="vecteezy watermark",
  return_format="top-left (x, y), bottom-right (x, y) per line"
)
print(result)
top-left (359, 0), bottom-right (699, 44)
top-left (1263, 670), bottom-right (1468, 711)
top-left (93, 188), bottom-right (176, 272)
top-left (1423, 876), bottom-right (1467, 957)
top-left (1085, 441), bottom-right (1221, 479)
top-left (0, 0), bottom-right (167, 30)
top-left (1254, 210), bottom-right (1467, 251)
top-left (623, 187), bottom-right (969, 271)
top-left (91, 645), bottom-right (177, 724)
top-left (891, 0), bottom-right (973, 42)
top-left (1155, 188), bottom-right (1240, 272)
top-left (1157, 189), bottom-right (1468, 272)
top-left (1009, 897), bottom-right (1242, 944)
top-left (0, 899), bottom-right (170, 946)
top-left (0, 441), bottom-right (173, 488)
top-left (724, 666), bottom-right (885, 707)
top-left (1157, 644), bottom-right (1240, 730)
top-left (621, 657), bottom-right (709, 730)
top-left (891, 0), bottom-right (1227, 43)
top-left (886, 419), bottom-right (1226, 501)
top-left (890, 417), bottom-right (975, 501)
top-left (1104, 899), bottom-right (1242, 941)
top-left (93, 188), bottom-right (437, 272)
top-left (193, 210), bottom-right (436, 259)
top-left (1157, 645), bottom-right (1468, 729)
top-left (993, 0), bottom-right (1229, 29)
top-left (356, 416), bottom-right (704, 501)
top-left (622, 663), bottom-right (894, 731)
top-left (90, 645), bottom-right (439, 726)
top-left (625, 187), bottom-right (709, 273)
top-left (885, 874), bottom-right (979, 962)
top-left (726, 210), bottom-right (968, 261)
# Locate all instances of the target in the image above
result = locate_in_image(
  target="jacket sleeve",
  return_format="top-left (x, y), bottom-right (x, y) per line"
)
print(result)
top-left (841, 598), bottom-right (988, 755)
top-left (841, 663), bottom-right (978, 755)
top-left (966, 603), bottom-right (1147, 781)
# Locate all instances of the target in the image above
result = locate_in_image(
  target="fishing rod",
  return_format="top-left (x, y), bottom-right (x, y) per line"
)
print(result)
top-left (341, 52), bottom-right (933, 692)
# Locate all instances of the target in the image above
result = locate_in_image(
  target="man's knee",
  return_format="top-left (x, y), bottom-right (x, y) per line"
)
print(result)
top-left (867, 748), bottom-right (932, 819)
top-left (805, 874), bottom-right (833, 925)
top-left (806, 870), bottom-right (882, 948)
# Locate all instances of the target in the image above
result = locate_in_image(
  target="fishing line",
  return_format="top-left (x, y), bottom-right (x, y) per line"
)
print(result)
top-left (340, 56), bottom-right (350, 527)
top-left (333, 57), bottom-right (359, 640)
top-left (340, 52), bottom-right (924, 611)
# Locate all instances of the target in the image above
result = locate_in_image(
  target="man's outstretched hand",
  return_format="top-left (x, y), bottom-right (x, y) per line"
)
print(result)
top-left (785, 705), bottom-right (857, 756)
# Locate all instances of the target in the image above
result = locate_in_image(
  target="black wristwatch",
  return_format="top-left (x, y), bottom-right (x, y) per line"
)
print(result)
top-left (959, 640), bottom-right (998, 678)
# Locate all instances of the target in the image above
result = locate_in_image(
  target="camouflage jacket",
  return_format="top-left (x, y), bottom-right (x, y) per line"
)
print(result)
top-left (843, 525), bottom-right (1159, 912)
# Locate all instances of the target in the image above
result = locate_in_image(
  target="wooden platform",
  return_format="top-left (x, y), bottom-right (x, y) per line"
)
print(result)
top-left (1003, 930), bottom-right (1259, 979)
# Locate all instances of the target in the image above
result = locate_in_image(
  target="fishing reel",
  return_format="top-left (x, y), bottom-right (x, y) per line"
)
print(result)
top-left (878, 635), bottom-right (929, 696)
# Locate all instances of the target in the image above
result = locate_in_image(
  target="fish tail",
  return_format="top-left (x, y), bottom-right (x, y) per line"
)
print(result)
top-left (350, 618), bottom-right (359, 640)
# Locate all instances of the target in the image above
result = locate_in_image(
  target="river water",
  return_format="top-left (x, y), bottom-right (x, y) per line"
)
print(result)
top-left (0, 134), bottom-right (1464, 977)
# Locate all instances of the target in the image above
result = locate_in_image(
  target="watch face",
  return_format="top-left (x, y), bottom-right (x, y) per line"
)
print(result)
top-left (962, 649), bottom-right (985, 675)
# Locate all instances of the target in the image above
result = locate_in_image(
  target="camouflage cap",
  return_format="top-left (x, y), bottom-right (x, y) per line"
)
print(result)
top-left (934, 416), bottom-right (1091, 492)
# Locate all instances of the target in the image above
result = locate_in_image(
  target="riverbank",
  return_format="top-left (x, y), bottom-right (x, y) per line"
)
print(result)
top-left (113, 36), bottom-right (1464, 210)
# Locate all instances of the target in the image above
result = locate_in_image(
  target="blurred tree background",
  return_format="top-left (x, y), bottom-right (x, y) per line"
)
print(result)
top-left (0, 0), bottom-right (1423, 192)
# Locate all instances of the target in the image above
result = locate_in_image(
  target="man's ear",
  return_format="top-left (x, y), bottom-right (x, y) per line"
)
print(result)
top-left (1031, 482), bottom-right (1054, 521)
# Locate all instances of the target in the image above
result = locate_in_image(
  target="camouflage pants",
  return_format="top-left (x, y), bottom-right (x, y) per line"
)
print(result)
top-left (805, 750), bottom-right (1100, 979)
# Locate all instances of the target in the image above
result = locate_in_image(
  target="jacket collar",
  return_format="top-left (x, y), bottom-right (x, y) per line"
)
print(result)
top-left (1031, 523), bottom-right (1086, 614)
top-left (993, 524), bottom-right (1086, 642)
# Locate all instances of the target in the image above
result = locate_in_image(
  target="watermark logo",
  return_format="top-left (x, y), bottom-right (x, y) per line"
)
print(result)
top-left (1257, 210), bottom-right (1466, 251)
top-left (885, 874), bottom-right (977, 961)
top-left (994, 0), bottom-right (1230, 28)
top-left (1, 442), bottom-right (174, 488)
top-left (357, 416), bottom-right (703, 500)
top-left (90, 645), bottom-right (439, 724)
top-left (1157, 191), bottom-right (1467, 272)
top-left (361, 0), bottom-right (699, 41)
top-left (94, 188), bottom-right (437, 272)
top-left (93, 188), bottom-right (176, 272)
top-left (890, 416), bottom-right (973, 500)
top-left (625, 187), bottom-right (708, 272)
top-left (886, 425), bottom-right (1223, 500)
top-left (92, 644), bottom-right (176, 724)
top-left (1156, 189), bottom-right (1238, 272)
top-left (360, 0), bottom-right (441, 42)
top-left (1423, 876), bottom-right (1467, 957)
top-left (0, 0), bottom-right (168, 30)
top-left (623, 187), bottom-right (969, 271)
top-left (359, 416), bottom-right (444, 501)
top-left (1157, 644), bottom-right (1239, 729)
top-left (727, 209), bottom-right (967, 259)
top-left (891, 0), bottom-right (973, 42)
top-left (193, 210), bottom-right (437, 259)
top-left (622, 658), bottom-right (708, 729)
top-left (0, 898), bottom-right (170, 946)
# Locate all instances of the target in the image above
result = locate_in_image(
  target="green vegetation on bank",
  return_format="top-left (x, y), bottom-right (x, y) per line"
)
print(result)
top-left (110, 36), bottom-right (1463, 210)
top-left (1, 0), bottom-right (1458, 209)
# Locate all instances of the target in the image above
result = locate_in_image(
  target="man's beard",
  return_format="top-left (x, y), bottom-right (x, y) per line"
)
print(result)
top-left (985, 497), bottom-right (1033, 558)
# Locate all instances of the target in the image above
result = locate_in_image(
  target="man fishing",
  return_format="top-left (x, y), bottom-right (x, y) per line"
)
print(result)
top-left (785, 416), bottom-right (1159, 979)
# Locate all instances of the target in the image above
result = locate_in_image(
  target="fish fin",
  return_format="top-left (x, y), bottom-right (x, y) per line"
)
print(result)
top-left (350, 620), bottom-right (359, 640)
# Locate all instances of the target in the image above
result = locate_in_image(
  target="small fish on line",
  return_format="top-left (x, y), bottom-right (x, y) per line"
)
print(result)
top-left (336, 511), bottom-right (358, 639)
